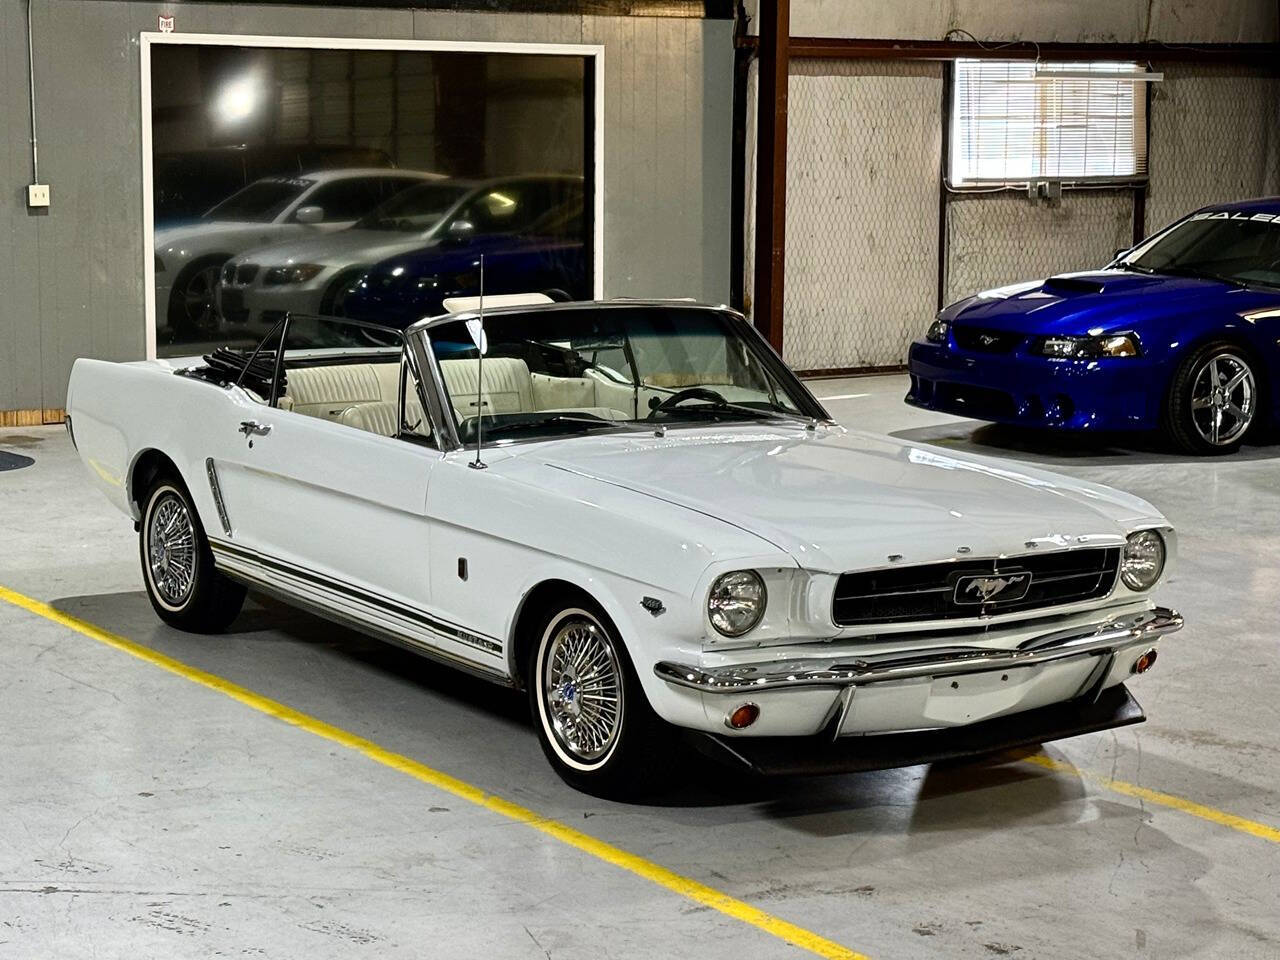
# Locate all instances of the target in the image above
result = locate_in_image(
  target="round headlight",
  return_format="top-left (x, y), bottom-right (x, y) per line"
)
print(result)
top-left (1121, 530), bottom-right (1166, 591)
top-left (708, 571), bottom-right (767, 637)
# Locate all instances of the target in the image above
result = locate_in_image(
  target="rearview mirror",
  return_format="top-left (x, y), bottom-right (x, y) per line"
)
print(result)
top-left (295, 205), bottom-right (325, 225)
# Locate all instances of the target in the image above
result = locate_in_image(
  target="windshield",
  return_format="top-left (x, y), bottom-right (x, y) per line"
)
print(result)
top-left (205, 177), bottom-right (313, 222)
top-left (1121, 212), bottom-right (1280, 289)
top-left (426, 305), bottom-right (819, 444)
top-left (355, 182), bottom-right (472, 233)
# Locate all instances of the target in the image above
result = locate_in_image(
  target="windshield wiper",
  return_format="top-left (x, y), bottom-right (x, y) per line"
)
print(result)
top-left (1115, 262), bottom-right (1154, 274)
top-left (1151, 264), bottom-right (1248, 289)
top-left (478, 415), bottom-right (630, 438)
top-left (652, 399), bottom-right (785, 422)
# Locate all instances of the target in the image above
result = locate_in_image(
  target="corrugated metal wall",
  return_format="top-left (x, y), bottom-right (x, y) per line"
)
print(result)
top-left (0, 2), bottom-right (734, 413)
top-left (746, 0), bottom-right (1278, 45)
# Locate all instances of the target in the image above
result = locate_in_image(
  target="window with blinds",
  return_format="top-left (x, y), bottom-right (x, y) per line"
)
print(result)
top-left (949, 59), bottom-right (1149, 188)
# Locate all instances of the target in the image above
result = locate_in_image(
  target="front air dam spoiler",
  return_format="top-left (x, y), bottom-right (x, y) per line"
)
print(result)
top-left (684, 684), bottom-right (1144, 777)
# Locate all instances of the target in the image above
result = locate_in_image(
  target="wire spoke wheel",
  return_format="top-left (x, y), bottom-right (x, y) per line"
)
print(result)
top-left (1190, 352), bottom-right (1255, 447)
top-left (147, 491), bottom-right (197, 607)
top-left (541, 615), bottom-right (624, 765)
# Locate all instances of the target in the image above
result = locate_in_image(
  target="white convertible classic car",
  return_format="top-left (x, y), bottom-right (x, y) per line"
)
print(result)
top-left (67, 299), bottom-right (1182, 793)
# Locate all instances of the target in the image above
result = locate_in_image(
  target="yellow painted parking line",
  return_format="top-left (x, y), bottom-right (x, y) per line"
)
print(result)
top-left (0, 584), bottom-right (867, 960)
top-left (1020, 752), bottom-right (1280, 845)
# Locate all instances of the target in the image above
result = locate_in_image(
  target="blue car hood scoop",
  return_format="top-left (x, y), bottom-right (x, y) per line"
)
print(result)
top-left (1042, 274), bottom-right (1108, 295)
top-left (949, 269), bottom-right (1265, 334)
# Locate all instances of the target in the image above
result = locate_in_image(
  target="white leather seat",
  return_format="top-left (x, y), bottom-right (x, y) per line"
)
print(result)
top-left (284, 363), bottom-right (400, 421)
top-left (338, 399), bottom-right (430, 438)
top-left (438, 357), bottom-right (634, 420)
top-left (285, 357), bottom-right (635, 436)
top-left (439, 357), bottom-right (536, 416)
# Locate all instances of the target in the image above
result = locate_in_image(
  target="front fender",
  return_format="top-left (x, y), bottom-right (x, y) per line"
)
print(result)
top-left (501, 560), bottom-right (731, 733)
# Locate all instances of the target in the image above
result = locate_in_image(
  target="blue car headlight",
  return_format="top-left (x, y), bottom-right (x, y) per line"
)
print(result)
top-left (925, 318), bottom-right (949, 343)
top-left (1034, 333), bottom-right (1140, 359)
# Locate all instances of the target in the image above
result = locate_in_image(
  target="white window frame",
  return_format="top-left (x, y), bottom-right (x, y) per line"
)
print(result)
top-left (140, 31), bottom-right (605, 360)
top-left (947, 58), bottom-right (1149, 191)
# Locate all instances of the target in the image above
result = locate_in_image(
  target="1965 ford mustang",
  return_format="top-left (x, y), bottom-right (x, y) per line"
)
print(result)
top-left (66, 299), bottom-right (1182, 794)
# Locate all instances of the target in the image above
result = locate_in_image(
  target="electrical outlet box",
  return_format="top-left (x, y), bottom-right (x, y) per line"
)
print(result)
top-left (27, 184), bottom-right (50, 208)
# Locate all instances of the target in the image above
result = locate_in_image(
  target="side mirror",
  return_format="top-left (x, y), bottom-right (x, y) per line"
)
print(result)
top-left (446, 219), bottom-right (476, 245)
top-left (295, 205), bottom-right (325, 225)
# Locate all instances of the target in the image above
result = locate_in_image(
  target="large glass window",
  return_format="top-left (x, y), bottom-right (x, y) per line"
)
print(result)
top-left (950, 59), bottom-right (1150, 187)
top-left (148, 40), bottom-right (596, 357)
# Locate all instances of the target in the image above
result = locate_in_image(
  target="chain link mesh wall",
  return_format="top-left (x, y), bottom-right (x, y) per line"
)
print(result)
top-left (780, 60), bottom-right (942, 371)
top-left (740, 57), bottom-right (1280, 370)
top-left (944, 190), bottom-right (1134, 304)
top-left (1147, 64), bottom-right (1280, 233)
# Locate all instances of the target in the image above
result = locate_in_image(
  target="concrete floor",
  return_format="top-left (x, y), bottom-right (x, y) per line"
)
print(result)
top-left (1, 373), bottom-right (1277, 959)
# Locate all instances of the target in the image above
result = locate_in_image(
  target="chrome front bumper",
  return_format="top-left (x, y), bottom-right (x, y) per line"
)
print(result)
top-left (655, 607), bottom-right (1182, 693)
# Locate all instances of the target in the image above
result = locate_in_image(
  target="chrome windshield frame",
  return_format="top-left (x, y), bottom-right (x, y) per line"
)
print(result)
top-left (408, 300), bottom-right (832, 453)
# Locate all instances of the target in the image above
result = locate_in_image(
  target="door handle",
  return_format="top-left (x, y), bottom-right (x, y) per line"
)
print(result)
top-left (239, 420), bottom-right (272, 438)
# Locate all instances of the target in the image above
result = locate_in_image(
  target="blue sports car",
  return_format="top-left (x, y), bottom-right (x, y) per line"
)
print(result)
top-left (340, 200), bottom-right (586, 330)
top-left (908, 197), bottom-right (1280, 454)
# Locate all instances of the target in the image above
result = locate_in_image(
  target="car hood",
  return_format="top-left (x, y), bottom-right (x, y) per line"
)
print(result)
top-left (521, 424), bottom-right (1163, 573)
top-left (227, 230), bottom-right (438, 268)
top-left (945, 269), bottom-right (1276, 334)
top-left (155, 221), bottom-right (284, 255)
top-left (369, 234), bottom-right (579, 276)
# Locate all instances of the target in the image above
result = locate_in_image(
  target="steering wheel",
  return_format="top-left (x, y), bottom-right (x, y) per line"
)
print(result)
top-left (652, 386), bottom-right (728, 414)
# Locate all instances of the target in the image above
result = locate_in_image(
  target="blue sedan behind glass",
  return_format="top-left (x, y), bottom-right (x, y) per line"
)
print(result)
top-left (907, 197), bottom-right (1280, 454)
top-left (340, 202), bottom-right (586, 331)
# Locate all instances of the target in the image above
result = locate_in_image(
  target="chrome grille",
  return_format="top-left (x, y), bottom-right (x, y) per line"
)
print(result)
top-left (221, 264), bottom-right (259, 285)
top-left (832, 547), bottom-right (1121, 626)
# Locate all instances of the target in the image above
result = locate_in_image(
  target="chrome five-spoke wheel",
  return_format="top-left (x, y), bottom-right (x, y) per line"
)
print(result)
top-left (146, 486), bottom-right (197, 610)
top-left (540, 611), bottom-right (624, 767)
top-left (1190, 351), bottom-right (1255, 447)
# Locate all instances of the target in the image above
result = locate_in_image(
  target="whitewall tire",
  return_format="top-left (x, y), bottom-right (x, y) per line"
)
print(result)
top-left (527, 601), bottom-right (664, 796)
top-left (139, 476), bottom-right (245, 633)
